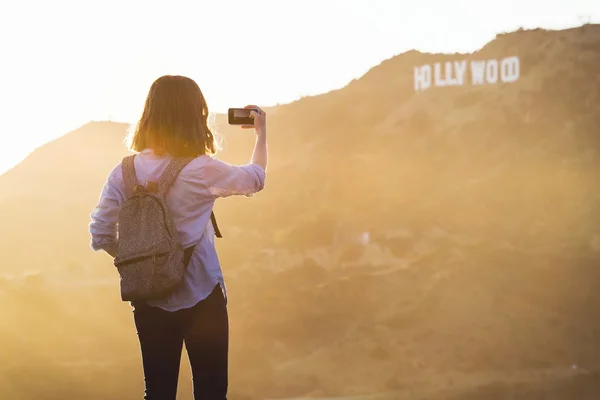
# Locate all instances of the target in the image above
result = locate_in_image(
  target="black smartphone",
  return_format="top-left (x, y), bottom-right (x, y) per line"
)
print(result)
top-left (228, 108), bottom-right (258, 125)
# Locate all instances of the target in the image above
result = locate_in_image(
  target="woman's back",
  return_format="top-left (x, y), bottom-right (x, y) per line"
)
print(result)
top-left (92, 148), bottom-right (265, 311)
top-left (99, 149), bottom-right (265, 248)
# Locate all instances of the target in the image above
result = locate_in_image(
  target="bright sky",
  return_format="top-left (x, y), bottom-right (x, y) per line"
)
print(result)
top-left (0, 0), bottom-right (598, 174)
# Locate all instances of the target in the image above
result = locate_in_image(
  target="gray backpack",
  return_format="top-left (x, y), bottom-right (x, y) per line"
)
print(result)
top-left (114, 155), bottom-right (220, 301)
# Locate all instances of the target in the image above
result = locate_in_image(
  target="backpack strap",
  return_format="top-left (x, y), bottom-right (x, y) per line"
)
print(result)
top-left (211, 211), bottom-right (222, 238)
top-left (156, 157), bottom-right (194, 195)
top-left (121, 155), bottom-right (140, 199)
top-left (157, 157), bottom-right (223, 238)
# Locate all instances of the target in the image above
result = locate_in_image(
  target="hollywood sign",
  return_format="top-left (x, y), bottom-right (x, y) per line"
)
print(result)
top-left (414, 56), bottom-right (520, 92)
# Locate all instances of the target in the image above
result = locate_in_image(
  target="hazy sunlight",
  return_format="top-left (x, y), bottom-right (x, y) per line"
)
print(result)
top-left (1, 1), bottom-right (600, 399)
top-left (1, 0), bottom-right (598, 173)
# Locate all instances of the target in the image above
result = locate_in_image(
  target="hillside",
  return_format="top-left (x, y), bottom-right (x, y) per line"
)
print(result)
top-left (0, 24), bottom-right (600, 399)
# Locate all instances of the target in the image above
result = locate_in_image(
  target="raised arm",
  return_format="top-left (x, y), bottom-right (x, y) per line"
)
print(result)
top-left (202, 157), bottom-right (266, 198)
top-left (203, 105), bottom-right (268, 198)
top-left (245, 106), bottom-right (268, 171)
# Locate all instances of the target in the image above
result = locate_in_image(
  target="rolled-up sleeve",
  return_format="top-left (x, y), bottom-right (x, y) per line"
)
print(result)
top-left (203, 157), bottom-right (266, 198)
top-left (89, 166), bottom-right (124, 251)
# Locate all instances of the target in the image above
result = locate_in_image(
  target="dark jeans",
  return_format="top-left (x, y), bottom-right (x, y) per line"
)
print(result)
top-left (132, 285), bottom-right (229, 400)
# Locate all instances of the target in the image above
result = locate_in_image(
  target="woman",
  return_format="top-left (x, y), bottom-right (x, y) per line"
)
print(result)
top-left (89, 75), bottom-right (267, 400)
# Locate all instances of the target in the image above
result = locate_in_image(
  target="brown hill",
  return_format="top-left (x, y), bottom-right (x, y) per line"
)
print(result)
top-left (0, 24), bottom-right (599, 399)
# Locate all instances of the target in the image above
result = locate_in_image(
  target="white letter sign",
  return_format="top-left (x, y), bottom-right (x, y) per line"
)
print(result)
top-left (414, 56), bottom-right (520, 92)
top-left (414, 65), bottom-right (432, 92)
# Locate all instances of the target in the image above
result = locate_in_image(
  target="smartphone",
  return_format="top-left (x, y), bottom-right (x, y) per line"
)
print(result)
top-left (228, 108), bottom-right (258, 125)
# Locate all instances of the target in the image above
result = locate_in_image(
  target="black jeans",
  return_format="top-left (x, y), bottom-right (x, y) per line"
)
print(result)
top-left (132, 285), bottom-right (229, 400)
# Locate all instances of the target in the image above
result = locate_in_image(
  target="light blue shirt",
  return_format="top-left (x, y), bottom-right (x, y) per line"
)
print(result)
top-left (89, 148), bottom-right (266, 311)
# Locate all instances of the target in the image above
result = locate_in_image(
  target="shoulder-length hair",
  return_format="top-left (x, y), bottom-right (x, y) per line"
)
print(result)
top-left (127, 75), bottom-right (217, 157)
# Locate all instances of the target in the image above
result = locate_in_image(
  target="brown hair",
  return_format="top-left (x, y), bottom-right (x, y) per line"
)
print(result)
top-left (127, 75), bottom-right (217, 157)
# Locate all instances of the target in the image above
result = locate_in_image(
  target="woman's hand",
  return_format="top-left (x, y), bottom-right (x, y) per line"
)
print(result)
top-left (241, 104), bottom-right (266, 136)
